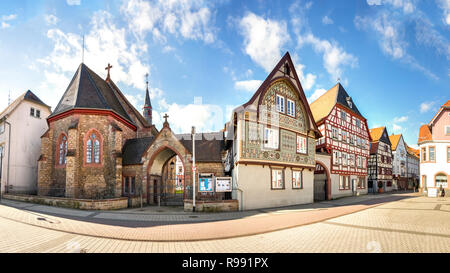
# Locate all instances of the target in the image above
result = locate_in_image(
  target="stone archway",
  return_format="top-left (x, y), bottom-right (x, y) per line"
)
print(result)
top-left (142, 126), bottom-right (193, 206)
top-left (314, 160), bottom-right (331, 201)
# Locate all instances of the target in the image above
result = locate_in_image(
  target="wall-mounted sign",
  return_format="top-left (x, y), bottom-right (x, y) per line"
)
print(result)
top-left (199, 173), bottom-right (214, 192)
top-left (215, 177), bottom-right (232, 192)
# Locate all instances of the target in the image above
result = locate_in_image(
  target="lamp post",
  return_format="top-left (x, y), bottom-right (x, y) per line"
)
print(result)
top-left (191, 126), bottom-right (196, 212)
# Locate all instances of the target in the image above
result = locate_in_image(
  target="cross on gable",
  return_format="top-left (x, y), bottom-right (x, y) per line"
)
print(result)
top-left (105, 63), bottom-right (113, 79)
top-left (163, 113), bottom-right (169, 123)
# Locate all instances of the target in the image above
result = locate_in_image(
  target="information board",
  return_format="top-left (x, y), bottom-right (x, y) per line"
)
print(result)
top-left (199, 173), bottom-right (214, 192)
top-left (215, 177), bottom-right (232, 192)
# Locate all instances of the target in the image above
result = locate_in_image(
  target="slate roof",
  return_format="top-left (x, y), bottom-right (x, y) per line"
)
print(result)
top-left (49, 63), bottom-right (135, 126)
top-left (122, 137), bottom-right (155, 165)
top-left (122, 132), bottom-right (225, 165)
top-left (176, 132), bottom-right (225, 162)
top-left (310, 83), bottom-right (363, 123)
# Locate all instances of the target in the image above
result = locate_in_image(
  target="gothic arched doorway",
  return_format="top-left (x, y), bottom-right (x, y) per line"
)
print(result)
top-left (146, 146), bottom-right (185, 206)
top-left (314, 161), bottom-right (331, 201)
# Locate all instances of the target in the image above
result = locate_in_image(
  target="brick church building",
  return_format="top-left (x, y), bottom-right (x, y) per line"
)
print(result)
top-left (37, 63), bottom-right (225, 207)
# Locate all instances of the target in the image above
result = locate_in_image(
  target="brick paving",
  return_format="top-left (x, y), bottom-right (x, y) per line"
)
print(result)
top-left (0, 192), bottom-right (449, 252)
top-left (0, 193), bottom-right (413, 241)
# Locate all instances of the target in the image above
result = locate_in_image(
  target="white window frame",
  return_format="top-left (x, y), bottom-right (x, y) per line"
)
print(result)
top-left (271, 168), bottom-right (284, 189)
top-left (292, 170), bottom-right (302, 189)
top-left (276, 94), bottom-right (285, 114)
top-left (287, 99), bottom-right (295, 117)
top-left (296, 134), bottom-right (307, 154)
top-left (263, 127), bottom-right (279, 149)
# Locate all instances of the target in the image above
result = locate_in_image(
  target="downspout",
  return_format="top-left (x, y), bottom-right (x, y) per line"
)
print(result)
top-left (4, 117), bottom-right (11, 193)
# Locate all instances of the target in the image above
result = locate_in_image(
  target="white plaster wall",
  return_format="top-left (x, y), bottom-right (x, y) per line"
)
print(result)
top-left (235, 164), bottom-right (314, 210)
top-left (0, 100), bottom-right (50, 193)
top-left (419, 142), bottom-right (450, 189)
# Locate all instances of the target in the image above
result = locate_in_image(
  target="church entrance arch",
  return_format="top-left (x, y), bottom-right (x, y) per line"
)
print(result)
top-left (146, 145), bottom-right (187, 206)
top-left (314, 161), bottom-right (331, 201)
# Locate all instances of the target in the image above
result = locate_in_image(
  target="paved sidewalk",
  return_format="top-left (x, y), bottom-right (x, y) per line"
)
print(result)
top-left (0, 192), bottom-right (419, 242)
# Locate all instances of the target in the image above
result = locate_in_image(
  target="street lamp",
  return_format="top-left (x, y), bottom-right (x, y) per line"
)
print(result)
top-left (191, 126), bottom-right (196, 212)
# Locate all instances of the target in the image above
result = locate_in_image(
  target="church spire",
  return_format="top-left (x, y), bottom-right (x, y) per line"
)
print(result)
top-left (143, 73), bottom-right (152, 125)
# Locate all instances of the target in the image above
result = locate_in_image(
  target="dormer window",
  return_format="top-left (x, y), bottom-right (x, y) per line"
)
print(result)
top-left (346, 97), bottom-right (352, 108)
top-left (284, 63), bottom-right (290, 75)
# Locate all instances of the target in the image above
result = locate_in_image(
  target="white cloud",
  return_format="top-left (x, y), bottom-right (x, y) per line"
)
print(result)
top-left (307, 88), bottom-right (327, 103)
top-left (322, 15), bottom-right (333, 25)
top-left (234, 80), bottom-right (263, 92)
top-left (157, 100), bottom-right (225, 134)
top-left (2, 14), bottom-right (17, 21)
top-left (121, 0), bottom-right (217, 44)
top-left (355, 12), bottom-right (439, 80)
top-left (35, 10), bottom-right (150, 109)
top-left (392, 124), bottom-right (402, 133)
top-left (366, 0), bottom-right (416, 14)
top-left (1, 22), bottom-right (10, 29)
top-left (1, 14), bottom-right (17, 29)
top-left (239, 12), bottom-right (290, 73)
top-left (45, 14), bottom-right (59, 25)
top-left (420, 101), bottom-right (435, 113)
top-left (393, 116), bottom-right (408, 122)
top-left (162, 45), bottom-right (175, 53)
top-left (298, 33), bottom-right (358, 82)
top-left (66, 0), bottom-right (81, 5)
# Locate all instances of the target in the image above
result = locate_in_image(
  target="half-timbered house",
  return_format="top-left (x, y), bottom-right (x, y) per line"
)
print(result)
top-left (368, 127), bottom-right (393, 193)
top-left (224, 52), bottom-right (321, 210)
top-left (310, 83), bottom-right (371, 199)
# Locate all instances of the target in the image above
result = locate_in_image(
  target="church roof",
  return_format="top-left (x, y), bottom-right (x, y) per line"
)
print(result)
top-left (310, 83), bottom-right (363, 123)
top-left (49, 63), bottom-right (135, 126)
top-left (122, 137), bottom-right (155, 165)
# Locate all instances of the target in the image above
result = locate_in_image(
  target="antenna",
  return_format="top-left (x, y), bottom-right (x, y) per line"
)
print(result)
top-left (8, 90), bottom-right (11, 105)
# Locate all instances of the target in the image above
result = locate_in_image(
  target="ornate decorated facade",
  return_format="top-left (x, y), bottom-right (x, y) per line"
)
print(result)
top-left (224, 52), bottom-right (321, 210)
top-left (368, 127), bottom-right (393, 193)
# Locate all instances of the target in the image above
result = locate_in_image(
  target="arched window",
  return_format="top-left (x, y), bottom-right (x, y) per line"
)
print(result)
top-left (85, 130), bottom-right (101, 165)
top-left (435, 173), bottom-right (448, 188)
top-left (58, 134), bottom-right (68, 165)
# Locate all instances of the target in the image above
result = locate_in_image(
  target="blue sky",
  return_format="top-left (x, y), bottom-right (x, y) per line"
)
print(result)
top-left (0, 0), bottom-right (448, 148)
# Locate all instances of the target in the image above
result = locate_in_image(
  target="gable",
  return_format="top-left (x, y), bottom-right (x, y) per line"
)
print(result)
top-left (240, 51), bottom-right (320, 138)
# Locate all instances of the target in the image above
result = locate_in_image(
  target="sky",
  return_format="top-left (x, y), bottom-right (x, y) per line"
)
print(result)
top-left (0, 0), bottom-right (448, 148)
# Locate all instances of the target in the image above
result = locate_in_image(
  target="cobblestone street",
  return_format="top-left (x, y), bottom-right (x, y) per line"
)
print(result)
top-left (0, 193), bottom-right (449, 253)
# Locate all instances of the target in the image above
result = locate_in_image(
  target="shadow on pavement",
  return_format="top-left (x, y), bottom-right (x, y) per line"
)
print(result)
top-left (0, 191), bottom-right (418, 228)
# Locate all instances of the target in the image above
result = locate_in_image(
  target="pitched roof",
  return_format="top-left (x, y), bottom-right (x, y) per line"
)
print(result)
top-left (237, 51), bottom-right (321, 138)
top-left (49, 63), bottom-right (135, 126)
top-left (122, 137), bottom-right (155, 165)
top-left (176, 132), bottom-right (225, 162)
top-left (389, 134), bottom-right (402, 151)
top-left (406, 145), bottom-right (419, 158)
top-left (418, 124), bottom-right (432, 143)
top-left (0, 90), bottom-right (50, 120)
top-left (370, 127), bottom-right (385, 142)
top-left (310, 83), bottom-right (363, 123)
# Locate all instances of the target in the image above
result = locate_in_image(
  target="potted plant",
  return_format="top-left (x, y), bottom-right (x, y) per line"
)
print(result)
top-left (378, 181), bottom-right (384, 193)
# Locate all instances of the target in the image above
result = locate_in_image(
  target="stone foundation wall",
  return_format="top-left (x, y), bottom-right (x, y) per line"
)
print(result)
top-left (184, 199), bottom-right (238, 212)
top-left (4, 193), bottom-right (128, 210)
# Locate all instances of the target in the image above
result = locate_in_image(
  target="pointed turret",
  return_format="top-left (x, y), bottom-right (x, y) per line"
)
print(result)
top-left (143, 74), bottom-right (152, 125)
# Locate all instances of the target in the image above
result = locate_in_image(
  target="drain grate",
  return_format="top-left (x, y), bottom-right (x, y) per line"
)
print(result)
top-left (189, 215), bottom-right (198, 218)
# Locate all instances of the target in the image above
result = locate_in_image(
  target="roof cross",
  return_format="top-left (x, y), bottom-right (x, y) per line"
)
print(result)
top-left (105, 63), bottom-right (113, 79)
top-left (163, 113), bottom-right (169, 123)
top-left (145, 73), bottom-right (149, 89)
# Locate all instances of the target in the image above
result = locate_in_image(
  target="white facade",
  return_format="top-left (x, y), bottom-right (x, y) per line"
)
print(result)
top-left (418, 102), bottom-right (450, 192)
top-left (0, 93), bottom-right (51, 194)
top-left (391, 135), bottom-right (407, 190)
